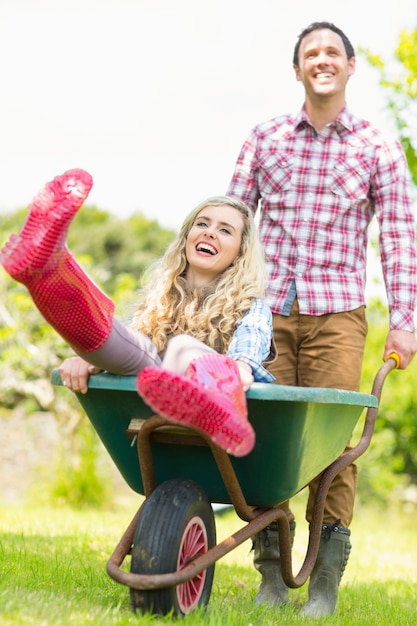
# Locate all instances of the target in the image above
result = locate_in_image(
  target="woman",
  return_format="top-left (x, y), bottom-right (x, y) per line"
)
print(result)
top-left (0, 169), bottom-right (275, 457)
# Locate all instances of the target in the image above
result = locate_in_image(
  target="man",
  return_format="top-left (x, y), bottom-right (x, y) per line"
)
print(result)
top-left (227, 21), bottom-right (417, 617)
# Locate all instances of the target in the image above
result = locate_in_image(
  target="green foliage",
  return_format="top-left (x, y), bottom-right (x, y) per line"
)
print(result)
top-left (65, 206), bottom-right (175, 293)
top-left (355, 26), bottom-right (417, 503)
top-left (46, 417), bottom-right (113, 509)
top-left (359, 27), bottom-right (417, 185)
top-left (0, 204), bottom-right (176, 508)
top-left (0, 204), bottom-right (176, 298)
top-left (357, 301), bottom-right (417, 506)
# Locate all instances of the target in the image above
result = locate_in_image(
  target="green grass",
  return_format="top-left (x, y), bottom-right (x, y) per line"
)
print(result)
top-left (0, 491), bottom-right (416, 625)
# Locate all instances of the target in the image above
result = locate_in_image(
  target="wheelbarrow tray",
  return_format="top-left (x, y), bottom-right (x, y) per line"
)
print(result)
top-left (51, 371), bottom-right (377, 508)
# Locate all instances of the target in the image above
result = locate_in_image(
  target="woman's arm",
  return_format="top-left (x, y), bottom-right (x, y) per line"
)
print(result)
top-left (227, 299), bottom-right (276, 384)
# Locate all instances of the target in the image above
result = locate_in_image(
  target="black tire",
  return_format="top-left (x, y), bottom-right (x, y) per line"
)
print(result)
top-left (130, 478), bottom-right (216, 616)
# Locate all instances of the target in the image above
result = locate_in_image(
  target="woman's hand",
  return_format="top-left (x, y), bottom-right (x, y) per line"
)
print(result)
top-left (58, 356), bottom-right (102, 394)
top-left (236, 360), bottom-right (254, 392)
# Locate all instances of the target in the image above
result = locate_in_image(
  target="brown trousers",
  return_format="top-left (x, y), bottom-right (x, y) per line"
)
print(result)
top-left (268, 300), bottom-right (368, 527)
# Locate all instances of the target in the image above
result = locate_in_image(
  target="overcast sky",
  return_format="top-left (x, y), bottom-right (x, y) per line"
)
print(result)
top-left (0, 0), bottom-right (416, 228)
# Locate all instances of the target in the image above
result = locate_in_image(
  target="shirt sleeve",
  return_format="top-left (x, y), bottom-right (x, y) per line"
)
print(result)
top-left (226, 299), bottom-right (276, 383)
top-left (226, 127), bottom-right (261, 212)
top-left (374, 137), bottom-right (417, 332)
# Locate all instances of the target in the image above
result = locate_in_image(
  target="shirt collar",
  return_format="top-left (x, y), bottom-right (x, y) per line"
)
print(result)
top-left (295, 105), bottom-right (355, 134)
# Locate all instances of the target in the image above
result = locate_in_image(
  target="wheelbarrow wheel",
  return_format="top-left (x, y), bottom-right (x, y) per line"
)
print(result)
top-left (130, 478), bottom-right (216, 616)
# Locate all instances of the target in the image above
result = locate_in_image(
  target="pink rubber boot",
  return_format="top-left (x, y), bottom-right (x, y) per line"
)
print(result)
top-left (136, 353), bottom-right (255, 457)
top-left (0, 169), bottom-right (115, 353)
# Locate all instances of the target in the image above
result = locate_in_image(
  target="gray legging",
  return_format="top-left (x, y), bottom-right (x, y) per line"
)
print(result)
top-left (78, 318), bottom-right (215, 376)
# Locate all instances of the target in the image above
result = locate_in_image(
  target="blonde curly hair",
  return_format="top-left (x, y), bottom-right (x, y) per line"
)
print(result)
top-left (130, 196), bottom-right (268, 354)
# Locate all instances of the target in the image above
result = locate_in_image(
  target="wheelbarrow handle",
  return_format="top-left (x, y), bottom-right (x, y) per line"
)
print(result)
top-left (384, 352), bottom-right (400, 369)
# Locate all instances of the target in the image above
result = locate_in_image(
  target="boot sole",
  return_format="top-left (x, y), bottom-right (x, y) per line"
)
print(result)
top-left (137, 367), bottom-right (255, 457)
top-left (0, 169), bottom-right (93, 279)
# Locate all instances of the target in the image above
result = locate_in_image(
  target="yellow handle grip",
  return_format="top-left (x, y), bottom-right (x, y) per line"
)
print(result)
top-left (384, 352), bottom-right (400, 369)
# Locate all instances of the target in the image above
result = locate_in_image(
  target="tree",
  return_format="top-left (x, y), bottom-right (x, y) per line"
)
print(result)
top-left (358, 302), bottom-right (417, 506)
top-left (353, 27), bottom-right (417, 507)
top-left (0, 206), bottom-right (176, 507)
top-left (0, 205), bottom-right (176, 404)
top-left (360, 28), bottom-right (417, 185)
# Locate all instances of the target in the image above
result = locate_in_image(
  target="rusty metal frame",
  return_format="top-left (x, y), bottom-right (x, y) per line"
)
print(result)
top-left (106, 358), bottom-right (395, 592)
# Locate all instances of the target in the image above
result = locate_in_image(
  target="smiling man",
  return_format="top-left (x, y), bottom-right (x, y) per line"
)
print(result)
top-left (227, 21), bottom-right (417, 617)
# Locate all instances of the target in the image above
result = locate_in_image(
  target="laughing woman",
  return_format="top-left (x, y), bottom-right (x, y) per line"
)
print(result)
top-left (0, 169), bottom-right (275, 457)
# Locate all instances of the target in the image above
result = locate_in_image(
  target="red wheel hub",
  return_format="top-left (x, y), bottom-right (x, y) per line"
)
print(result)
top-left (176, 516), bottom-right (208, 613)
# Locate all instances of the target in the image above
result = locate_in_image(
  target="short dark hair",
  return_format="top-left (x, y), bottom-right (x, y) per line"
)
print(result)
top-left (293, 22), bottom-right (355, 66)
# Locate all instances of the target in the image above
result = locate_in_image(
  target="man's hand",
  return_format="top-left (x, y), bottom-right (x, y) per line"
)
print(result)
top-left (383, 329), bottom-right (417, 369)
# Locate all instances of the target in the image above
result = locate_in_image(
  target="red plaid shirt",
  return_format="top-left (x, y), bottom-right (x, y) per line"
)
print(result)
top-left (227, 107), bottom-right (417, 332)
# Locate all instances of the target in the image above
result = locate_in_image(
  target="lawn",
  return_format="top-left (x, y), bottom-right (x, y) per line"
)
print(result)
top-left (0, 489), bottom-right (416, 625)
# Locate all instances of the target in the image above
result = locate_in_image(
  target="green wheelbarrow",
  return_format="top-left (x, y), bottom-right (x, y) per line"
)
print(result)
top-left (51, 356), bottom-right (396, 616)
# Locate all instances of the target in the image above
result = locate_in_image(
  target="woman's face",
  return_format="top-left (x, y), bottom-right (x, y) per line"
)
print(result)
top-left (185, 204), bottom-right (244, 287)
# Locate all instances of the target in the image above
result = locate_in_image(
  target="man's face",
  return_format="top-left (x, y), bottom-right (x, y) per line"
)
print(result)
top-left (294, 29), bottom-right (355, 100)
